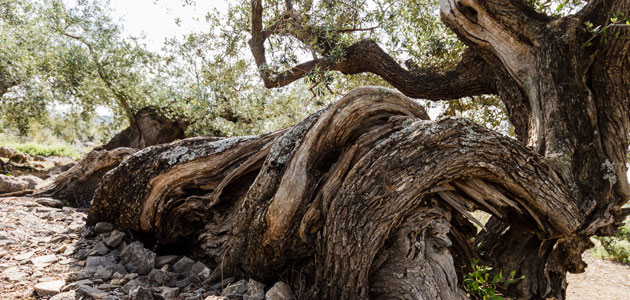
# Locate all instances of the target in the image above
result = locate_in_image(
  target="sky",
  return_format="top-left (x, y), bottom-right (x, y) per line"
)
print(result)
top-left (107, 0), bottom-right (229, 52)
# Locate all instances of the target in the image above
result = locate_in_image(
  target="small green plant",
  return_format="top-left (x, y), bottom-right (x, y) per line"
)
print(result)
top-left (594, 215), bottom-right (630, 264)
top-left (0, 141), bottom-right (81, 159)
top-left (463, 259), bottom-right (524, 300)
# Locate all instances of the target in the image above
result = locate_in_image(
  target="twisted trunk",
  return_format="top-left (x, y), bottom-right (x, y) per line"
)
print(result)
top-left (34, 148), bottom-right (135, 207)
top-left (84, 1), bottom-right (629, 299)
top-left (441, 0), bottom-right (630, 298)
top-left (89, 87), bottom-right (584, 299)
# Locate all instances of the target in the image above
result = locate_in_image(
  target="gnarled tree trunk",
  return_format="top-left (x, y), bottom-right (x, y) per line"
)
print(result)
top-left (89, 87), bottom-right (587, 299)
top-left (87, 1), bottom-right (629, 299)
top-left (439, 0), bottom-right (630, 298)
top-left (34, 148), bottom-right (135, 207)
top-left (99, 106), bottom-right (189, 151)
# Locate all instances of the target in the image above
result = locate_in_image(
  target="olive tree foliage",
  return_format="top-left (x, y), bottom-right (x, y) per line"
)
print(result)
top-left (156, 4), bottom-right (400, 137)
top-left (156, 9), bottom-right (321, 137)
top-left (220, 0), bottom-right (588, 135)
top-left (0, 0), bottom-right (55, 135)
top-left (0, 0), bottom-right (156, 138)
top-left (2, 0), bottom-right (353, 140)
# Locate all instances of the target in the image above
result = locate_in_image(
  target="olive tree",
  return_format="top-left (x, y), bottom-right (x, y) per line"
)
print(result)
top-left (85, 1), bottom-right (629, 299)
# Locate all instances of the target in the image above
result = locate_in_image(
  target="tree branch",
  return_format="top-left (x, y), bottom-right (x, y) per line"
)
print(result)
top-left (249, 0), bottom-right (496, 100)
top-left (60, 31), bottom-right (136, 126)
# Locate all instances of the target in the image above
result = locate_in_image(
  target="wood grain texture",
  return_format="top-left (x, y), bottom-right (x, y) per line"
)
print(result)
top-left (88, 87), bottom-right (585, 299)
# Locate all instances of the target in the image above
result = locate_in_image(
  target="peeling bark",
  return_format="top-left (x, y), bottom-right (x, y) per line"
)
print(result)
top-left (89, 87), bottom-right (585, 299)
top-left (34, 148), bottom-right (135, 207)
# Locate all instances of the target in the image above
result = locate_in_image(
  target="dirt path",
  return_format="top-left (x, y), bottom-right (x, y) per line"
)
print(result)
top-left (567, 250), bottom-right (630, 300)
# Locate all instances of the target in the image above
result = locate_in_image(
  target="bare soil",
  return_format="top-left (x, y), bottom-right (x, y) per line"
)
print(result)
top-left (566, 250), bottom-right (630, 300)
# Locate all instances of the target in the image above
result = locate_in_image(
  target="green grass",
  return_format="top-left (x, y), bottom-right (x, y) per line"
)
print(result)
top-left (593, 203), bottom-right (630, 264)
top-left (0, 133), bottom-right (84, 159)
top-left (1, 141), bottom-right (80, 158)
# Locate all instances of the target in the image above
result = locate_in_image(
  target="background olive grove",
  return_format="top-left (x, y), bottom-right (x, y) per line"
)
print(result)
top-left (0, 0), bottom-right (544, 142)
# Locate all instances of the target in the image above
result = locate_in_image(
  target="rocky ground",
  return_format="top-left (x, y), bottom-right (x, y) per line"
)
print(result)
top-left (2, 133), bottom-right (630, 300)
top-left (0, 196), bottom-right (295, 300)
top-left (1, 172), bottom-right (629, 299)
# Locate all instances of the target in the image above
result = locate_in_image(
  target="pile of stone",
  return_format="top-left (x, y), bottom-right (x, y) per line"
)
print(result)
top-left (0, 197), bottom-right (86, 299)
top-left (0, 195), bottom-right (298, 300)
top-left (58, 225), bottom-right (297, 300)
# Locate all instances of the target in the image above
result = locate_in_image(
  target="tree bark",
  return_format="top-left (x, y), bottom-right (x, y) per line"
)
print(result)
top-left (34, 147), bottom-right (135, 207)
top-left (85, 1), bottom-right (630, 299)
top-left (99, 106), bottom-right (189, 150)
top-left (88, 87), bottom-right (584, 299)
top-left (440, 0), bottom-right (630, 298)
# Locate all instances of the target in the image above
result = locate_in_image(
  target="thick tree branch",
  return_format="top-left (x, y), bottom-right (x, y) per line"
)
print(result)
top-left (333, 40), bottom-right (496, 100)
top-left (250, 0), bottom-right (496, 100)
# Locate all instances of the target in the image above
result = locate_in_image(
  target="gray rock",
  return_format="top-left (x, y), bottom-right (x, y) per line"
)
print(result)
top-left (247, 279), bottom-right (265, 300)
top-left (190, 261), bottom-right (209, 275)
top-left (20, 175), bottom-right (43, 189)
top-left (155, 255), bottom-right (178, 268)
top-left (120, 241), bottom-right (155, 275)
top-left (210, 277), bottom-right (235, 290)
top-left (31, 254), bottom-right (58, 268)
top-left (50, 290), bottom-right (77, 300)
top-left (103, 230), bottom-right (125, 248)
top-left (198, 266), bottom-right (211, 279)
top-left (175, 272), bottom-right (199, 288)
top-left (2, 267), bottom-right (28, 282)
top-left (0, 174), bottom-right (28, 193)
top-left (122, 279), bottom-right (147, 294)
top-left (34, 280), bottom-right (66, 296)
top-left (94, 222), bottom-right (114, 234)
top-left (148, 269), bottom-right (175, 286)
top-left (61, 279), bottom-right (93, 292)
top-left (97, 284), bottom-right (120, 290)
top-left (171, 256), bottom-right (195, 273)
top-left (33, 154), bottom-right (46, 161)
top-left (222, 279), bottom-right (248, 297)
top-left (110, 278), bottom-right (127, 286)
top-left (92, 241), bottom-right (110, 256)
top-left (86, 256), bottom-right (117, 269)
top-left (66, 269), bottom-right (97, 281)
top-left (94, 266), bottom-right (113, 280)
top-left (204, 296), bottom-right (229, 300)
top-left (35, 197), bottom-right (65, 209)
top-left (78, 284), bottom-right (109, 299)
top-left (106, 263), bottom-right (127, 276)
top-left (265, 282), bottom-right (295, 300)
top-left (129, 286), bottom-right (154, 300)
top-left (158, 286), bottom-right (180, 299)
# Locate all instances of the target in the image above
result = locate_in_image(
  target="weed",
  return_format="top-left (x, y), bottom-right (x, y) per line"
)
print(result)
top-left (463, 259), bottom-right (523, 300)
top-left (594, 214), bottom-right (630, 264)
